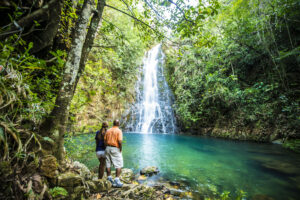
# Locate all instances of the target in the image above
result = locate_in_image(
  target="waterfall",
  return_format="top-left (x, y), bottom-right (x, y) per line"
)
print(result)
top-left (125, 44), bottom-right (177, 134)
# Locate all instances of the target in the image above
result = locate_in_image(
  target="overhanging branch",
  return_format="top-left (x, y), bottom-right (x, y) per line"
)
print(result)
top-left (104, 3), bottom-right (171, 41)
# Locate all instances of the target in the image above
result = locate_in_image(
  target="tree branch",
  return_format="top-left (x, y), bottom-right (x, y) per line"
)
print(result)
top-left (119, 0), bottom-right (136, 17)
top-left (0, 0), bottom-right (58, 40)
top-left (105, 3), bottom-right (170, 41)
top-left (167, 0), bottom-right (194, 24)
top-left (102, 18), bottom-right (126, 38)
top-left (92, 45), bottom-right (117, 48)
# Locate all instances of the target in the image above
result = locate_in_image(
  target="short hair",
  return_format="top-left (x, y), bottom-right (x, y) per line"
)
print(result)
top-left (113, 120), bottom-right (120, 126)
top-left (102, 122), bottom-right (108, 128)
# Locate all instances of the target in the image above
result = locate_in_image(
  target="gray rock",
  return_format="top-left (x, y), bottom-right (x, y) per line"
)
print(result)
top-left (272, 139), bottom-right (283, 145)
top-left (169, 188), bottom-right (184, 196)
top-left (140, 166), bottom-right (159, 176)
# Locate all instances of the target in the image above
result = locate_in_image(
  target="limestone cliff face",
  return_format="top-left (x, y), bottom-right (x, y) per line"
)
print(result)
top-left (70, 64), bottom-right (137, 133)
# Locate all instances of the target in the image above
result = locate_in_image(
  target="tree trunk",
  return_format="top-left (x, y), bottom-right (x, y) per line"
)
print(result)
top-left (39, 0), bottom-right (94, 161)
top-left (72, 0), bottom-right (106, 97)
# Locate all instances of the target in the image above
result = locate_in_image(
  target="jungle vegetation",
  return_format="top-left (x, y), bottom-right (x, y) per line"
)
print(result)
top-left (163, 0), bottom-right (300, 143)
top-left (0, 0), bottom-right (299, 198)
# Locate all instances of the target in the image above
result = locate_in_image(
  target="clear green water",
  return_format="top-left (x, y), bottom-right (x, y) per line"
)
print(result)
top-left (66, 133), bottom-right (300, 199)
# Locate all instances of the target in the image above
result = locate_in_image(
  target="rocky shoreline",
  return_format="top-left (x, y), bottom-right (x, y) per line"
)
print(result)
top-left (37, 156), bottom-right (193, 200)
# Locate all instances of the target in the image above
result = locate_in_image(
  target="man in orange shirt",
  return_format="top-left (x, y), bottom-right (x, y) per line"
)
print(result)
top-left (104, 119), bottom-right (123, 187)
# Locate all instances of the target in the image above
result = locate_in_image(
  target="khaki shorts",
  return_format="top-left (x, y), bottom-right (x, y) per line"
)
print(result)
top-left (105, 146), bottom-right (123, 169)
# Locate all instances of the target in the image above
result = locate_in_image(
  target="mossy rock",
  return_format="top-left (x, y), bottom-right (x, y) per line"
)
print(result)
top-left (86, 181), bottom-right (97, 193)
top-left (40, 155), bottom-right (58, 178)
top-left (92, 179), bottom-right (112, 192)
top-left (57, 172), bottom-right (83, 187)
top-left (140, 166), bottom-right (159, 176)
top-left (72, 186), bottom-right (85, 200)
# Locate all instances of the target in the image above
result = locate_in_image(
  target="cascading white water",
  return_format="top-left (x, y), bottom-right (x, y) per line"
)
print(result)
top-left (125, 44), bottom-right (177, 134)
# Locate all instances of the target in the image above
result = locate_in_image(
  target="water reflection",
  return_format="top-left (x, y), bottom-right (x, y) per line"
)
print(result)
top-left (140, 134), bottom-right (159, 167)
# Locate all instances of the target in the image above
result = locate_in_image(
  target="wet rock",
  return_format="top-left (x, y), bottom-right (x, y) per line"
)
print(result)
top-left (140, 166), bottom-right (159, 176)
top-left (272, 139), bottom-right (283, 145)
top-left (57, 172), bottom-right (83, 188)
top-left (40, 155), bottom-right (58, 178)
top-left (169, 181), bottom-right (180, 187)
top-left (169, 188), bottom-right (184, 196)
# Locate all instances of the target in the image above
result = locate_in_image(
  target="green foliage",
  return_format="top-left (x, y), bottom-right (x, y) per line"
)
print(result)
top-left (220, 191), bottom-right (230, 200)
top-left (164, 0), bottom-right (300, 139)
top-left (283, 139), bottom-right (300, 153)
top-left (0, 36), bottom-right (65, 124)
top-left (64, 134), bottom-right (94, 162)
top-left (57, 0), bottom-right (78, 49)
top-left (49, 187), bottom-right (68, 198)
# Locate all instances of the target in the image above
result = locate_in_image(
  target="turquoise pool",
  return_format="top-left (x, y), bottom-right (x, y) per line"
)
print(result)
top-left (65, 133), bottom-right (300, 199)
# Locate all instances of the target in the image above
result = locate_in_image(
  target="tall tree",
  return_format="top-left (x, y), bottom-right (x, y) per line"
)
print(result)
top-left (40, 0), bottom-right (95, 161)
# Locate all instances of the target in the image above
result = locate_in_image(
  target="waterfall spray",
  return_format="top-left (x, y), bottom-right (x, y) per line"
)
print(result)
top-left (125, 44), bottom-right (177, 134)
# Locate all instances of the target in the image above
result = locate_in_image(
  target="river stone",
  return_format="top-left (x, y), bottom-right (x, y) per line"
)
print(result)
top-left (140, 166), bottom-right (159, 176)
top-left (40, 155), bottom-right (58, 178)
top-left (57, 172), bottom-right (83, 187)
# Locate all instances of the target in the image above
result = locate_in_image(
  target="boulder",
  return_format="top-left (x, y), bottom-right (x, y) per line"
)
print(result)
top-left (92, 179), bottom-right (112, 192)
top-left (73, 161), bottom-right (91, 179)
top-left (40, 155), bottom-right (58, 178)
top-left (140, 166), bottom-right (159, 176)
top-left (57, 172), bottom-right (83, 188)
top-left (120, 168), bottom-right (134, 183)
top-left (86, 181), bottom-right (97, 193)
top-left (72, 186), bottom-right (85, 200)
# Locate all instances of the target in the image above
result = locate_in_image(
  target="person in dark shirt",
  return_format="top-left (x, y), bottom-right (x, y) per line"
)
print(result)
top-left (95, 122), bottom-right (108, 179)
